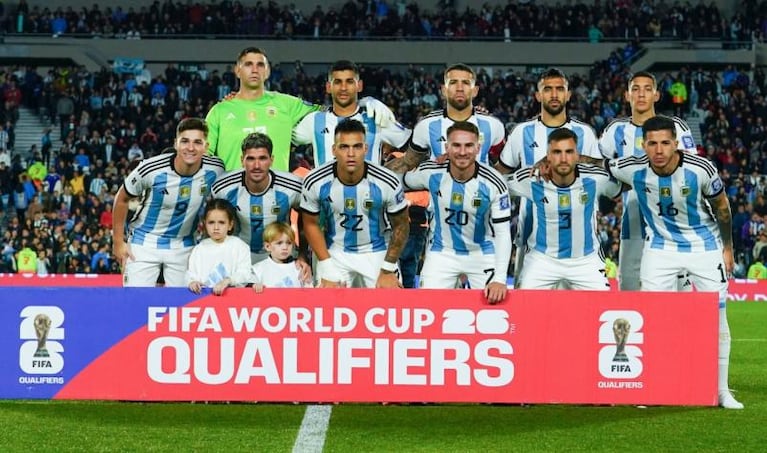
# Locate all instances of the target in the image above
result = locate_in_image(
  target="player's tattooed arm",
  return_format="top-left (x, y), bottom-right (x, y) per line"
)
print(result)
top-left (384, 209), bottom-right (410, 265)
top-left (385, 147), bottom-right (428, 174)
top-left (710, 191), bottom-right (735, 274)
top-left (710, 191), bottom-right (734, 249)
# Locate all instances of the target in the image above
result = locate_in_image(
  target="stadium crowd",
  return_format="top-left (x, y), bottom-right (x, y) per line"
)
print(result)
top-left (0, 0), bottom-right (765, 43)
top-left (0, 4), bottom-right (766, 279)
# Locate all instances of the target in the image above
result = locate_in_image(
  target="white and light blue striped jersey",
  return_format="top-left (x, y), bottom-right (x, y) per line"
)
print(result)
top-left (499, 116), bottom-right (601, 245)
top-left (599, 116), bottom-right (697, 240)
top-left (410, 109), bottom-right (506, 163)
top-left (292, 106), bottom-right (411, 165)
top-left (507, 165), bottom-right (622, 258)
top-left (404, 161), bottom-right (511, 255)
top-left (607, 153), bottom-right (724, 253)
top-left (500, 115), bottom-right (600, 168)
top-left (124, 153), bottom-right (224, 249)
top-left (300, 161), bottom-right (408, 253)
top-left (211, 169), bottom-right (302, 256)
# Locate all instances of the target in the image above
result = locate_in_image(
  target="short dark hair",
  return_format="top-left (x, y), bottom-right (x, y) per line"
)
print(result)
top-left (241, 132), bottom-right (273, 156)
top-left (538, 68), bottom-right (568, 88)
top-left (334, 119), bottom-right (367, 137)
top-left (202, 198), bottom-right (239, 235)
top-left (642, 115), bottom-right (676, 140)
top-left (176, 118), bottom-right (207, 137)
top-left (444, 63), bottom-right (476, 83)
top-left (446, 120), bottom-right (479, 139)
top-left (548, 127), bottom-right (578, 145)
top-left (237, 47), bottom-right (268, 64)
top-left (628, 71), bottom-right (657, 89)
top-left (328, 60), bottom-right (360, 81)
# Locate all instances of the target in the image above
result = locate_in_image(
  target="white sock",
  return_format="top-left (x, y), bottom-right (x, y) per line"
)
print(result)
top-left (718, 306), bottom-right (731, 394)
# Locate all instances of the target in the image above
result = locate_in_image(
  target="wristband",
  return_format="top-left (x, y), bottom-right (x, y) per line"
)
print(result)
top-left (380, 260), bottom-right (398, 273)
top-left (317, 257), bottom-right (342, 282)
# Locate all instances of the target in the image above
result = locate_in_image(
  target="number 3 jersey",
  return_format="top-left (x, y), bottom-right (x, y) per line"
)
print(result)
top-left (507, 165), bottom-right (622, 258)
top-left (124, 152), bottom-right (224, 249)
top-left (300, 161), bottom-right (407, 253)
top-left (404, 161), bottom-right (511, 255)
top-left (606, 153), bottom-right (724, 252)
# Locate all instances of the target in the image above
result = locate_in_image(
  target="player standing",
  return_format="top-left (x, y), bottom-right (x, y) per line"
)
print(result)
top-left (403, 121), bottom-right (511, 304)
top-left (301, 120), bottom-right (409, 288)
top-left (599, 71), bottom-right (697, 290)
top-left (113, 118), bottom-right (225, 287)
top-left (292, 60), bottom-right (411, 166)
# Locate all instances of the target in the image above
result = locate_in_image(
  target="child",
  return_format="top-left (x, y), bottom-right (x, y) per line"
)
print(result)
top-left (187, 199), bottom-right (252, 296)
top-left (252, 221), bottom-right (313, 291)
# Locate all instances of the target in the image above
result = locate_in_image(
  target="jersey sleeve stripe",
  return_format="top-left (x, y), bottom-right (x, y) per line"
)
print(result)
top-left (136, 154), bottom-right (172, 177)
top-left (303, 164), bottom-right (335, 190)
top-left (477, 166), bottom-right (508, 194)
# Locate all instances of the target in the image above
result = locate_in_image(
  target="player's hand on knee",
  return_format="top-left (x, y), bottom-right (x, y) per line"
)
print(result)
top-left (484, 282), bottom-right (508, 305)
top-left (376, 272), bottom-right (403, 289)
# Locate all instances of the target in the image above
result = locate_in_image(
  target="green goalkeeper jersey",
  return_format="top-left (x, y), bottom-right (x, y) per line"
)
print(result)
top-left (206, 92), bottom-right (319, 171)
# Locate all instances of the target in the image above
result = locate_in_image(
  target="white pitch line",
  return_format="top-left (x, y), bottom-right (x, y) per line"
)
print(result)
top-left (732, 338), bottom-right (767, 342)
top-left (292, 404), bottom-right (332, 453)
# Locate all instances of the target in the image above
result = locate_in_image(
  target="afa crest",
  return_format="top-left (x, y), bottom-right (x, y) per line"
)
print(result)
top-left (634, 136), bottom-right (644, 151)
top-left (179, 186), bottom-right (191, 198)
top-left (558, 193), bottom-right (571, 208)
top-left (451, 193), bottom-right (463, 205)
top-left (345, 198), bottom-right (356, 211)
top-left (251, 205), bottom-right (262, 215)
top-left (660, 187), bottom-right (671, 197)
top-left (248, 111), bottom-right (257, 121)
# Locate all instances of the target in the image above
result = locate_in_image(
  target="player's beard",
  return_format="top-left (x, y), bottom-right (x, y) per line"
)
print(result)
top-left (447, 98), bottom-right (471, 112)
top-left (542, 101), bottom-right (565, 116)
top-left (335, 95), bottom-right (356, 110)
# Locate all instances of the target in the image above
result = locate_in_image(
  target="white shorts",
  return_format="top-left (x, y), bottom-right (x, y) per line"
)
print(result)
top-left (123, 243), bottom-right (192, 287)
top-left (518, 249), bottom-right (610, 291)
top-left (620, 237), bottom-right (691, 292)
top-left (420, 251), bottom-right (497, 289)
top-left (640, 248), bottom-right (727, 303)
top-left (319, 249), bottom-right (389, 288)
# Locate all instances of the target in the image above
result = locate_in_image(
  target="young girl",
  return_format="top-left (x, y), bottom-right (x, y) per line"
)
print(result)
top-left (252, 221), bottom-right (313, 292)
top-left (187, 199), bottom-right (252, 296)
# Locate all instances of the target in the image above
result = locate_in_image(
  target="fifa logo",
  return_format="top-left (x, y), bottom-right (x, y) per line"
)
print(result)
top-left (19, 306), bottom-right (65, 375)
top-left (598, 310), bottom-right (643, 379)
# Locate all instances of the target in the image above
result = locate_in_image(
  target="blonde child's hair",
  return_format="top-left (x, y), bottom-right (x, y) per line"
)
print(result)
top-left (262, 221), bottom-right (295, 244)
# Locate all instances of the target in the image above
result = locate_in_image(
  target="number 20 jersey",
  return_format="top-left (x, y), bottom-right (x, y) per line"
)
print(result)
top-left (404, 161), bottom-right (511, 255)
top-left (124, 152), bottom-right (225, 249)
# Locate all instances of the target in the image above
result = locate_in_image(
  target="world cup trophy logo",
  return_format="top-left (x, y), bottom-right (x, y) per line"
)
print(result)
top-left (33, 314), bottom-right (52, 358)
top-left (612, 318), bottom-right (630, 362)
